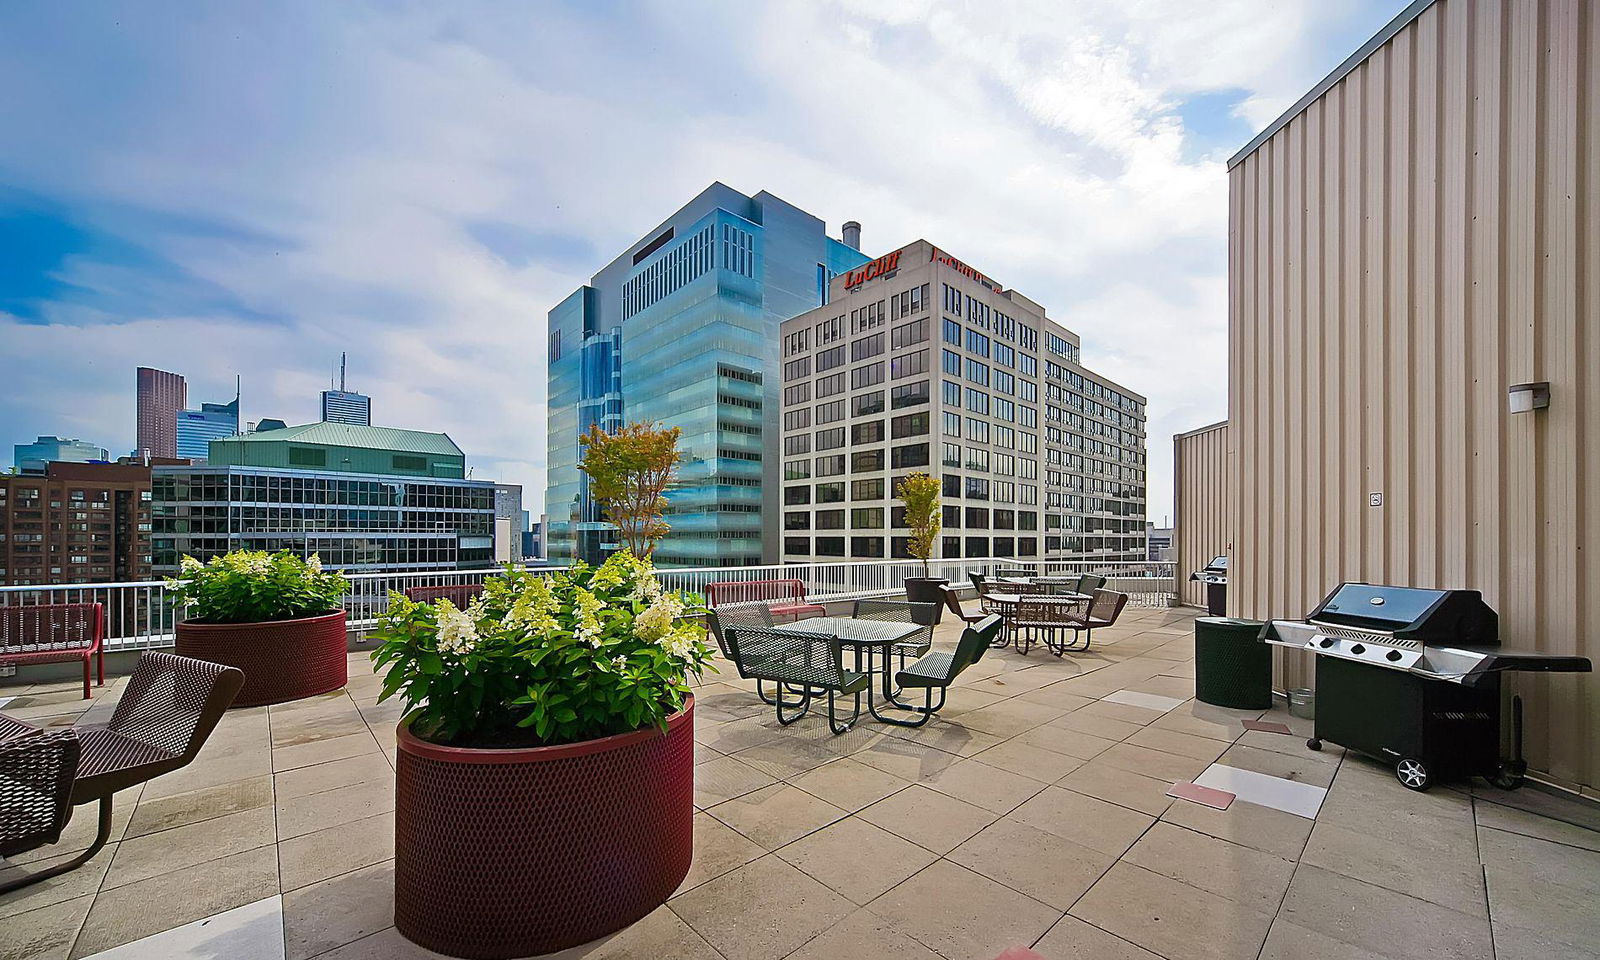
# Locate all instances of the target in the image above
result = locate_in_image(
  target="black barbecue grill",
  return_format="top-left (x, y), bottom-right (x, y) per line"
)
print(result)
top-left (1261, 583), bottom-right (1591, 790)
top-left (1189, 555), bottom-right (1229, 616)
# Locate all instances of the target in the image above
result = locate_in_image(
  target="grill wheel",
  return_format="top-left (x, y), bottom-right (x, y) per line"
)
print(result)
top-left (1396, 757), bottom-right (1432, 791)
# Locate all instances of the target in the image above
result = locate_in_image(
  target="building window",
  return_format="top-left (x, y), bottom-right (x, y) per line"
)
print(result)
top-left (891, 381), bottom-right (928, 409)
top-left (851, 333), bottom-right (883, 362)
top-left (784, 382), bottom-right (811, 405)
top-left (966, 359), bottom-right (990, 386)
top-left (942, 349), bottom-right (961, 375)
top-left (784, 486), bottom-right (810, 505)
top-left (785, 536), bottom-right (809, 555)
top-left (851, 450), bottom-right (884, 472)
top-left (816, 482), bottom-right (845, 503)
top-left (785, 459), bottom-right (811, 480)
top-left (815, 428), bottom-right (846, 451)
top-left (852, 536), bottom-right (885, 557)
top-left (817, 373), bottom-right (845, 398)
top-left (891, 412), bottom-right (929, 438)
top-left (892, 318), bottom-right (929, 349)
top-left (966, 390), bottom-right (990, 415)
top-left (785, 512), bottom-right (810, 530)
top-left (784, 435), bottom-right (811, 455)
top-left (851, 363), bottom-right (885, 390)
top-left (815, 509), bottom-right (846, 530)
top-left (891, 349), bottom-right (928, 380)
top-left (783, 408), bottom-right (811, 431)
top-left (851, 421), bottom-right (884, 445)
top-left (783, 358), bottom-right (811, 381)
top-left (852, 478), bottom-right (884, 500)
top-left (816, 536), bottom-right (846, 557)
top-left (966, 330), bottom-right (990, 357)
top-left (851, 508), bottom-right (884, 529)
top-left (816, 400), bottom-right (846, 424)
top-left (942, 442), bottom-right (961, 467)
top-left (891, 443), bottom-right (929, 468)
top-left (942, 412), bottom-right (961, 437)
top-left (817, 345), bottom-right (847, 372)
top-left (815, 454), bottom-right (846, 476)
top-left (853, 391), bottom-right (885, 417)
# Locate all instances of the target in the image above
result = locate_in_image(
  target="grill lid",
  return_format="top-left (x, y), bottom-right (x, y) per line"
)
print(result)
top-left (1308, 583), bottom-right (1498, 648)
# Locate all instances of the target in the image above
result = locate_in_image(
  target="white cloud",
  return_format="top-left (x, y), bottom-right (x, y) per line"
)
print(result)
top-left (0, 0), bottom-right (1407, 529)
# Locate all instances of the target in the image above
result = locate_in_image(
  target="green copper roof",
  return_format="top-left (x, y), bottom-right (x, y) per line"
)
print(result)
top-left (228, 422), bottom-right (463, 457)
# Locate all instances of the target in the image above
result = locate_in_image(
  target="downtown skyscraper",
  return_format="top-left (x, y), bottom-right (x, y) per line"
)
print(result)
top-left (545, 184), bottom-right (870, 567)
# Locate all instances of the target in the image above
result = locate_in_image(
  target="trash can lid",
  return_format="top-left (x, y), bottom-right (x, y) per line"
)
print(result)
top-left (1196, 616), bottom-right (1265, 627)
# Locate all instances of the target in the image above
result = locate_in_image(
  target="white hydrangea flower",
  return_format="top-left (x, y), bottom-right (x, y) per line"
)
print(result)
top-left (307, 554), bottom-right (323, 574)
top-left (179, 555), bottom-right (203, 574)
top-left (634, 593), bottom-right (684, 642)
top-left (434, 600), bottom-right (480, 656)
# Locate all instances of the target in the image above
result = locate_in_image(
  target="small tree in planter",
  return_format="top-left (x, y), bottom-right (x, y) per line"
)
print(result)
top-left (896, 473), bottom-right (947, 621)
top-left (371, 551), bottom-right (714, 958)
top-left (168, 551), bottom-right (350, 706)
top-left (579, 421), bottom-right (682, 559)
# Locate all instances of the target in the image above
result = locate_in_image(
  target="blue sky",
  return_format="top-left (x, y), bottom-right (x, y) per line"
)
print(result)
top-left (0, 0), bottom-right (1410, 519)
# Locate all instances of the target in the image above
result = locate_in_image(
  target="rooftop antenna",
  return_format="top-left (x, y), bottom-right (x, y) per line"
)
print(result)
top-left (340, 352), bottom-right (347, 392)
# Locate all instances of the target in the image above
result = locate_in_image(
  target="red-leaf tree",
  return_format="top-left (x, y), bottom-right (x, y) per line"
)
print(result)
top-left (578, 421), bottom-right (682, 559)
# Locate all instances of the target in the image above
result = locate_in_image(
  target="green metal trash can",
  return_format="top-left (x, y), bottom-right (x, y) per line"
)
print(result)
top-left (1194, 617), bottom-right (1272, 709)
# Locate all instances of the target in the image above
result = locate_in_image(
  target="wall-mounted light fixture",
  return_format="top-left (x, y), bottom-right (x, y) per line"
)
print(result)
top-left (1507, 381), bottom-right (1550, 415)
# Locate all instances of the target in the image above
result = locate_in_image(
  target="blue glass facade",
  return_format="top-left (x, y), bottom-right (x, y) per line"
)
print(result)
top-left (546, 184), bottom-right (868, 567)
top-left (176, 399), bottom-right (240, 461)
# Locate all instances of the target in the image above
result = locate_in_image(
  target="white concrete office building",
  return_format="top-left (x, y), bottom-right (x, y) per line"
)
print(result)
top-left (779, 240), bottom-right (1146, 564)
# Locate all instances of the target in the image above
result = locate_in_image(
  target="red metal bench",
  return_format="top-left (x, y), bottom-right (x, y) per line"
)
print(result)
top-left (705, 579), bottom-right (825, 620)
top-left (0, 603), bottom-right (105, 699)
top-left (402, 584), bottom-right (485, 608)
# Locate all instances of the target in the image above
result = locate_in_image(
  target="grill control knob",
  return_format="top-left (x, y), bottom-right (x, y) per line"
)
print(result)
top-left (1386, 650), bottom-right (1403, 662)
top-left (1350, 644), bottom-right (1366, 655)
top-left (1318, 638), bottom-right (1335, 648)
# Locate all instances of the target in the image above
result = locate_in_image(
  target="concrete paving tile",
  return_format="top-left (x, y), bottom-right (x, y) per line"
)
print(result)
top-left (1148, 706), bottom-right (1249, 743)
top-left (1095, 742), bottom-right (1210, 783)
top-left (776, 816), bottom-right (937, 905)
top-left (784, 907), bottom-right (946, 960)
top-left (1476, 822), bottom-right (1600, 894)
top-left (971, 739), bottom-right (1086, 782)
top-left (71, 846), bottom-right (279, 959)
top-left (102, 806), bottom-right (276, 890)
top-left (850, 737), bottom-right (961, 782)
top-left (269, 706), bottom-right (369, 750)
top-left (274, 776), bottom-right (393, 842)
top-left (1008, 786), bottom-right (1155, 858)
top-left (0, 843), bottom-right (116, 922)
top-left (80, 893), bottom-right (284, 960)
top-left (879, 720), bottom-right (1004, 758)
top-left (1303, 819), bottom-right (1487, 916)
top-left (1014, 683), bottom-right (1096, 714)
top-left (1159, 796), bottom-right (1314, 860)
top-left (1010, 725), bottom-right (1118, 760)
top-left (691, 714), bottom-right (787, 755)
top-left (1056, 761), bottom-right (1175, 816)
top-left (1277, 864), bottom-right (1493, 960)
top-left (1032, 914), bottom-right (1162, 960)
top-left (1490, 921), bottom-right (1600, 960)
top-left (123, 775), bottom-right (273, 839)
top-left (278, 812), bottom-right (395, 892)
top-left (1194, 763), bottom-right (1327, 819)
top-left (1123, 822), bottom-right (1296, 913)
top-left (858, 784), bottom-right (998, 854)
top-left (529, 903), bottom-right (723, 959)
top-left (1257, 917), bottom-right (1392, 960)
top-left (1123, 725), bottom-right (1229, 763)
top-left (1069, 861), bottom-right (1273, 960)
top-left (786, 757), bottom-right (909, 812)
top-left (865, 859), bottom-right (1062, 960)
top-left (706, 783), bottom-right (847, 850)
top-left (726, 736), bottom-right (838, 779)
top-left (293, 927), bottom-right (448, 959)
top-left (1048, 710), bottom-right (1145, 743)
top-left (6, 787), bottom-right (142, 866)
top-left (1474, 798), bottom-right (1600, 853)
top-left (272, 753), bottom-right (393, 803)
top-left (0, 894), bottom-right (93, 960)
top-left (691, 754), bottom-right (778, 809)
top-left (1483, 857), bottom-right (1600, 954)
top-left (948, 817), bottom-right (1114, 911)
top-left (669, 855), bottom-right (853, 960)
top-left (918, 758), bottom-right (1048, 814)
top-left (1076, 697), bottom-right (1167, 726)
top-left (281, 860), bottom-right (395, 960)
top-left (1217, 741), bottom-right (1337, 787)
top-left (953, 700), bottom-right (1068, 738)
top-left (675, 812), bottom-right (765, 895)
top-left (271, 733), bottom-right (382, 773)
top-left (138, 746), bottom-right (272, 801)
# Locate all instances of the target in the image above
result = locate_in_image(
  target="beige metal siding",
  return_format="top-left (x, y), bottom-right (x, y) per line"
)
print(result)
top-left (1173, 422), bottom-right (1231, 608)
top-left (1228, 0), bottom-right (1598, 794)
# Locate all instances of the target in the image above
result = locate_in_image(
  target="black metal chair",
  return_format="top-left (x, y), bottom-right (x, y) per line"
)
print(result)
top-left (940, 586), bottom-right (986, 625)
top-left (0, 651), bottom-right (244, 894)
top-left (851, 599), bottom-right (937, 670)
top-left (1075, 574), bottom-right (1107, 595)
top-left (722, 626), bottom-right (869, 734)
top-left (1055, 589), bottom-right (1129, 653)
top-left (706, 605), bottom-right (790, 706)
top-left (879, 615), bottom-right (1003, 727)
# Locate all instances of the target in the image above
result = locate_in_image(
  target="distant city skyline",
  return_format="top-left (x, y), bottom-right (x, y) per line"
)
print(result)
top-left (0, 1), bottom-right (1416, 517)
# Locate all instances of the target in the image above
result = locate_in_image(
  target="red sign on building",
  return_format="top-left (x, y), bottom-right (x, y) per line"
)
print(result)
top-left (842, 250), bottom-right (902, 288)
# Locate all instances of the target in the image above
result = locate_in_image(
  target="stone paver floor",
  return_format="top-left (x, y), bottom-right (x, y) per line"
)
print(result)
top-left (3, 604), bottom-right (1599, 959)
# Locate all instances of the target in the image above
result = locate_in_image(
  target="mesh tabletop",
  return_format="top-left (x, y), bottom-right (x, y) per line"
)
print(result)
top-left (986, 593), bottom-right (1089, 604)
top-left (776, 617), bottom-right (924, 646)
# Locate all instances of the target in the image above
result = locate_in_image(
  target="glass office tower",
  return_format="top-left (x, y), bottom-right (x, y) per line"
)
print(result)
top-left (175, 398), bottom-right (240, 461)
top-left (546, 184), bottom-right (869, 567)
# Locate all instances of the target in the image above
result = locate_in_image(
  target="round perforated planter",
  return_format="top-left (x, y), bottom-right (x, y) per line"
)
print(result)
top-left (174, 610), bottom-right (348, 707)
top-left (394, 698), bottom-right (695, 959)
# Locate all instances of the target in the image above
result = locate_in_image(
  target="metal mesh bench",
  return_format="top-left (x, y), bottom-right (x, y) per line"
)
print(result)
top-left (879, 615), bottom-right (1003, 727)
top-left (0, 602), bottom-right (105, 699)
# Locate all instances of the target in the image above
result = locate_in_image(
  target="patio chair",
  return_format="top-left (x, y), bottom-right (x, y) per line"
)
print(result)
top-left (879, 615), bottom-right (1003, 727)
top-left (1010, 597), bottom-right (1087, 655)
top-left (1056, 589), bottom-right (1130, 652)
top-left (940, 586), bottom-right (987, 625)
top-left (1, 602), bottom-right (105, 699)
top-left (0, 651), bottom-right (244, 894)
top-left (705, 605), bottom-right (786, 706)
top-left (1075, 574), bottom-right (1107, 595)
top-left (722, 626), bottom-right (868, 734)
top-left (851, 599), bottom-right (938, 670)
top-left (402, 583), bottom-right (485, 607)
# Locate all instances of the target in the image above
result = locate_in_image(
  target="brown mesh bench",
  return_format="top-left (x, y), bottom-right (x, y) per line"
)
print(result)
top-left (0, 602), bottom-right (105, 699)
top-left (402, 583), bottom-right (485, 607)
top-left (0, 651), bottom-right (243, 893)
top-left (705, 579), bottom-right (825, 621)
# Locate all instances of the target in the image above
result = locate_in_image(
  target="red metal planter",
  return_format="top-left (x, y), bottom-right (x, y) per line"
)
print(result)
top-left (174, 610), bottom-right (348, 707)
top-left (394, 698), bottom-right (695, 959)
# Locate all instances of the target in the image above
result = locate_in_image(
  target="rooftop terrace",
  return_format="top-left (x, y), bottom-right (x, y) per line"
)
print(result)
top-left (3, 604), bottom-right (1596, 960)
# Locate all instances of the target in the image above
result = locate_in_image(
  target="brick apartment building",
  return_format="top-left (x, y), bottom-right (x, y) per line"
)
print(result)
top-left (0, 462), bottom-right (156, 586)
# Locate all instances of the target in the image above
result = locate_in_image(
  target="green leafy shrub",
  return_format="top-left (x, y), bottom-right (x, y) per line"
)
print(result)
top-left (370, 551), bottom-right (715, 748)
top-left (168, 550), bottom-right (348, 624)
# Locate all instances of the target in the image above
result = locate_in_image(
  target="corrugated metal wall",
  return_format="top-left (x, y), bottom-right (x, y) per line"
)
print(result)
top-left (1228, 0), bottom-right (1598, 795)
top-left (1173, 422), bottom-right (1232, 608)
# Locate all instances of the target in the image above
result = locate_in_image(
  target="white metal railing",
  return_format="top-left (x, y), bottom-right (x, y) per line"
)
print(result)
top-left (0, 558), bottom-right (1176, 652)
